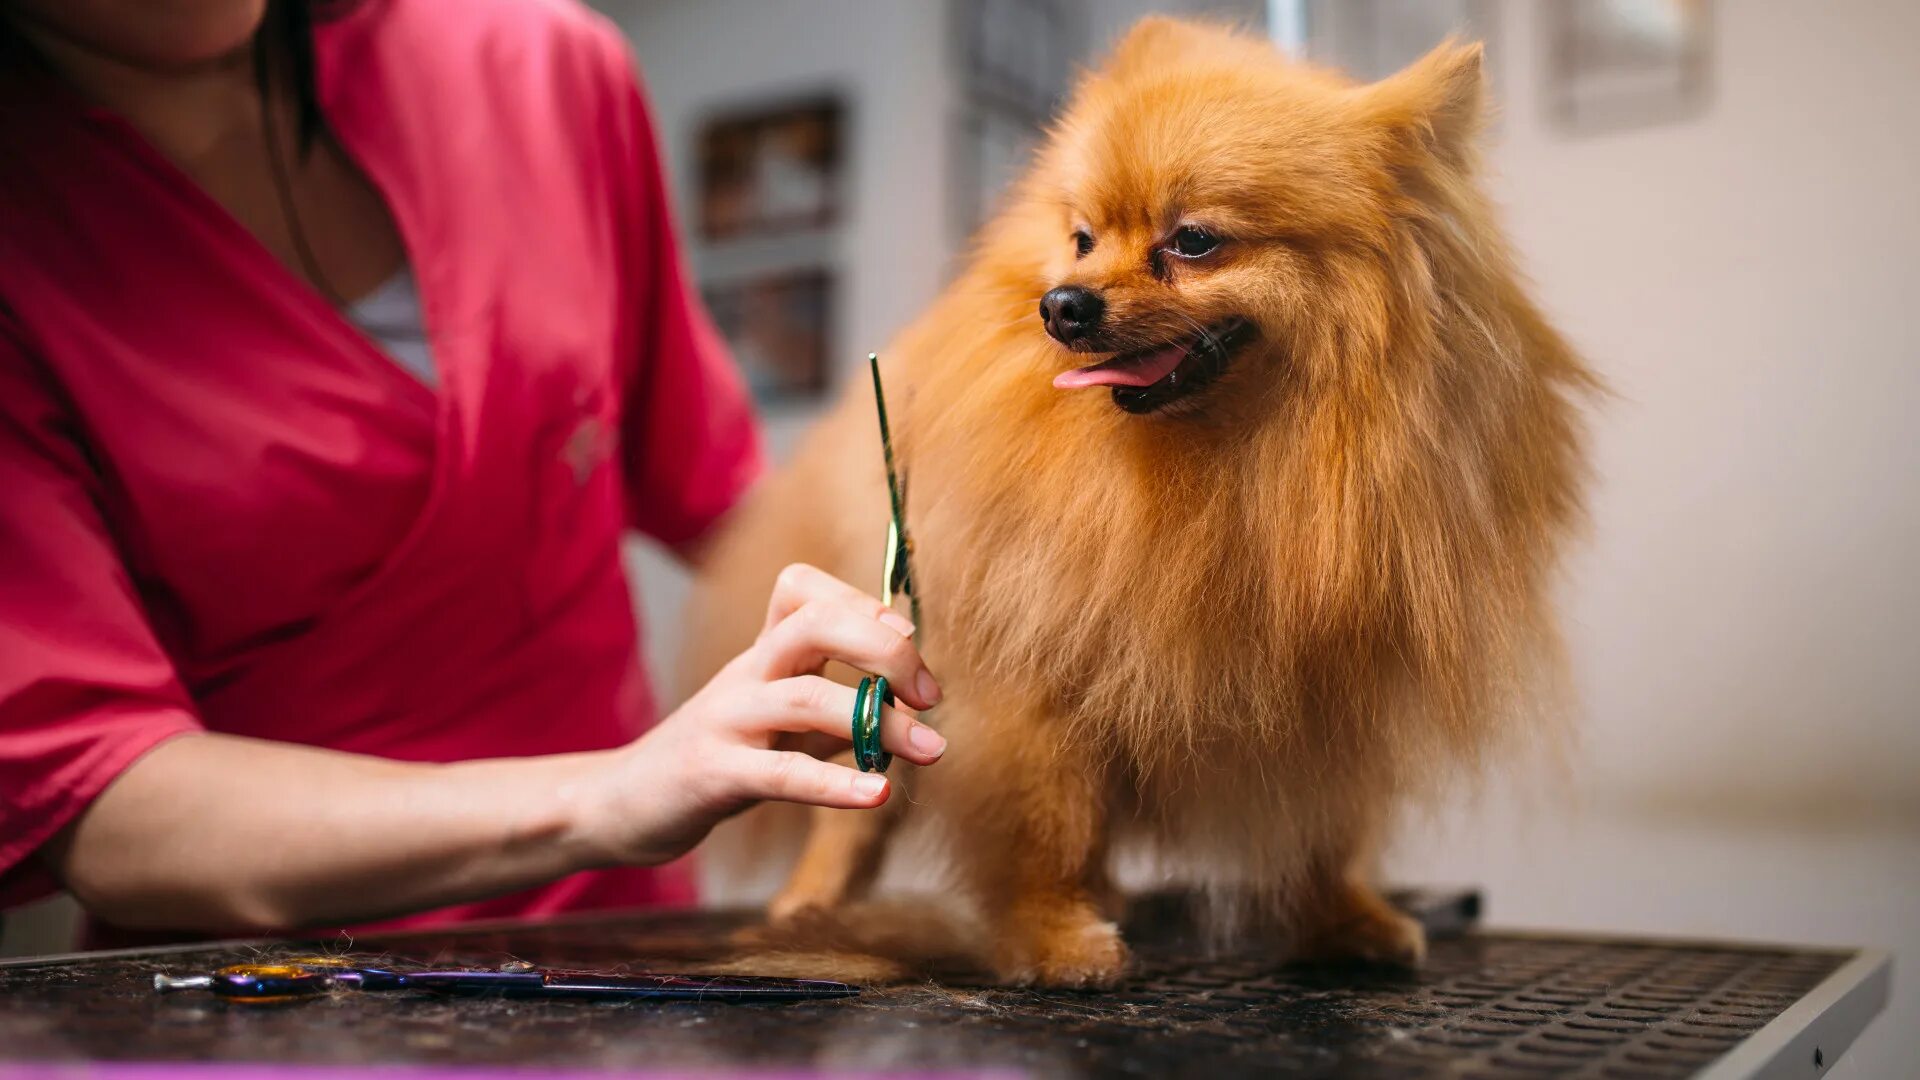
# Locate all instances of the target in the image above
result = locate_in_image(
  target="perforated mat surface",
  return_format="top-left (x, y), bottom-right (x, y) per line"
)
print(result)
top-left (0, 898), bottom-right (1881, 1078)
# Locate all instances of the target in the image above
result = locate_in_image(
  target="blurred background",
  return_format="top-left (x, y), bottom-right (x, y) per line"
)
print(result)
top-left (8, 0), bottom-right (1916, 1071)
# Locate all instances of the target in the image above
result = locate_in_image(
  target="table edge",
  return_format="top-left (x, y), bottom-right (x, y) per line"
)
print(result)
top-left (1694, 947), bottom-right (1893, 1080)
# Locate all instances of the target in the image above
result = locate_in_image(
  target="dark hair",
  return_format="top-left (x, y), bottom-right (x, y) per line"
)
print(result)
top-left (259, 0), bottom-right (325, 154)
top-left (0, 4), bottom-right (327, 145)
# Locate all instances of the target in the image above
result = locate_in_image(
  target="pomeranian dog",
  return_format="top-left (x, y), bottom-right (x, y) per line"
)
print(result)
top-left (681, 18), bottom-right (1595, 988)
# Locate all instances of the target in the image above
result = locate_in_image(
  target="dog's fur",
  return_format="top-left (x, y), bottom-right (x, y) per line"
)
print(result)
top-left (680, 19), bottom-right (1596, 987)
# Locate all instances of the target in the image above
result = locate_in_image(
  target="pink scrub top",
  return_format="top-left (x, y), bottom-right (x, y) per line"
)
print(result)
top-left (0, 0), bottom-right (762, 943)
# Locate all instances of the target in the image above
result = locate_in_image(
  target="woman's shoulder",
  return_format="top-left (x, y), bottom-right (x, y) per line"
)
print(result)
top-left (321, 0), bottom-right (639, 113)
top-left (337, 0), bottom-right (629, 52)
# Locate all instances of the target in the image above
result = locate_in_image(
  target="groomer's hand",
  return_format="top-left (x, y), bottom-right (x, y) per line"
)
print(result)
top-left (579, 563), bottom-right (945, 867)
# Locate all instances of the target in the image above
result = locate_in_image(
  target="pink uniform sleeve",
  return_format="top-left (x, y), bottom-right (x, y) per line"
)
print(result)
top-left (0, 323), bottom-right (205, 909)
top-left (605, 48), bottom-right (765, 550)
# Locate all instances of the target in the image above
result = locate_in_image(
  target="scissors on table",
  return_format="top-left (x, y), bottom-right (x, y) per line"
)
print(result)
top-left (153, 956), bottom-right (857, 1005)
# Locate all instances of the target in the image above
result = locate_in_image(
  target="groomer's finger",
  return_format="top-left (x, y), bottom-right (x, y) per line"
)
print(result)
top-left (763, 562), bottom-right (914, 637)
top-left (753, 600), bottom-right (942, 708)
top-left (747, 676), bottom-right (945, 764)
top-left (734, 748), bottom-right (890, 810)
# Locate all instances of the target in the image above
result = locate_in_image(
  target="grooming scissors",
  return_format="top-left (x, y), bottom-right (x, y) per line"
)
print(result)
top-left (852, 353), bottom-right (919, 774)
top-left (153, 956), bottom-right (857, 1005)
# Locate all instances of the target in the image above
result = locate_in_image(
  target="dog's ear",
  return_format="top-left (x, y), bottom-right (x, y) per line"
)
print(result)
top-left (1103, 16), bottom-right (1233, 80)
top-left (1363, 39), bottom-right (1487, 170)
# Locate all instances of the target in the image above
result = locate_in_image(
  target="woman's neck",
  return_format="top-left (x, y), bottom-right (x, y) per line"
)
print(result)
top-left (6, 14), bottom-right (271, 175)
top-left (5, 8), bottom-right (408, 306)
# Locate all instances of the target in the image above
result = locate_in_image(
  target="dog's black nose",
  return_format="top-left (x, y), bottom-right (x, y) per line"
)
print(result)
top-left (1040, 286), bottom-right (1105, 345)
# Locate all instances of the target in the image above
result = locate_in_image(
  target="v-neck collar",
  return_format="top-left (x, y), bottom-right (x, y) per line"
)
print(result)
top-left (4, 11), bottom-right (449, 413)
top-left (2, 13), bottom-right (488, 612)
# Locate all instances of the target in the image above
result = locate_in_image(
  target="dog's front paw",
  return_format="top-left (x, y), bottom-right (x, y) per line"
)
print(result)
top-left (1297, 903), bottom-right (1427, 968)
top-left (993, 910), bottom-right (1131, 988)
top-left (765, 886), bottom-right (826, 925)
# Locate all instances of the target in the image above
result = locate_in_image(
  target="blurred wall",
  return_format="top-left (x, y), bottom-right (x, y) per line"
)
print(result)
top-left (610, 0), bottom-right (957, 448)
top-left (600, 0), bottom-right (964, 685)
top-left (1383, 5), bottom-right (1920, 1073)
top-left (1487, 1), bottom-right (1920, 827)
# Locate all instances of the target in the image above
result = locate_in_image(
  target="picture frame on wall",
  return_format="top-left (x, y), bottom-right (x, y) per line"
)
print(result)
top-left (696, 97), bottom-right (843, 241)
top-left (693, 95), bottom-right (845, 406)
top-left (1546, 0), bottom-right (1712, 133)
top-left (701, 269), bottom-right (834, 406)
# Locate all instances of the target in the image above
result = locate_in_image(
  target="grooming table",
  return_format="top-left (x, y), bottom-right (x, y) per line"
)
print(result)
top-left (0, 892), bottom-right (1888, 1079)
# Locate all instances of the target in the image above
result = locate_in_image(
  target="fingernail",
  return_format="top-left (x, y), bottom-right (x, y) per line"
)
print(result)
top-left (853, 773), bottom-right (888, 800)
top-left (916, 669), bottom-right (942, 706)
top-left (909, 722), bottom-right (947, 758)
top-left (878, 610), bottom-right (916, 637)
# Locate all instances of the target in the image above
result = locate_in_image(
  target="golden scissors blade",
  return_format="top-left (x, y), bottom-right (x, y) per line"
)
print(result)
top-left (883, 514), bottom-right (903, 608)
top-left (868, 353), bottom-right (916, 624)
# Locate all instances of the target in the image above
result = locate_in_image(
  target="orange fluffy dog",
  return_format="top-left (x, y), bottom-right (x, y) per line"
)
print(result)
top-left (681, 18), bottom-right (1595, 988)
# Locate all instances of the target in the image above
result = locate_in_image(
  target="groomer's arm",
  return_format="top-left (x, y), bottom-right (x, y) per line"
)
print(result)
top-left (37, 568), bottom-right (944, 934)
top-left (47, 733), bottom-right (622, 932)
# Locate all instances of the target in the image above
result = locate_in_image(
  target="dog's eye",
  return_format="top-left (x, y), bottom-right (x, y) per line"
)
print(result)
top-left (1168, 226), bottom-right (1221, 258)
top-left (1072, 230), bottom-right (1095, 259)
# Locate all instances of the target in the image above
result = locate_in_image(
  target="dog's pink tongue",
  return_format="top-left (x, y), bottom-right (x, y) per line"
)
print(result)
top-left (1053, 343), bottom-right (1188, 390)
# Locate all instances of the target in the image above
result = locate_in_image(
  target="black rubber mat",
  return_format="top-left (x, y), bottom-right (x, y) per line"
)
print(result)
top-left (0, 899), bottom-right (1853, 1078)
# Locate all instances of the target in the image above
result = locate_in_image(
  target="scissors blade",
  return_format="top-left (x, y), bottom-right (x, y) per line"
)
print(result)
top-left (403, 969), bottom-right (858, 1001)
top-left (869, 353), bottom-right (917, 625)
top-left (883, 515), bottom-right (902, 608)
top-left (540, 972), bottom-right (860, 1001)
